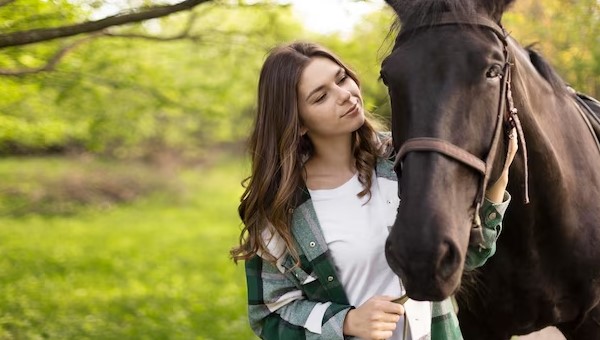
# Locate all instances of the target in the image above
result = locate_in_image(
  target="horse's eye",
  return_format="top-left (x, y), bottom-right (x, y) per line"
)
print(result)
top-left (486, 64), bottom-right (504, 79)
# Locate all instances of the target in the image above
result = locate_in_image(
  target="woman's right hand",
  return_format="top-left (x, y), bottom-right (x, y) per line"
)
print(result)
top-left (343, 295), bottom-right (405, 340)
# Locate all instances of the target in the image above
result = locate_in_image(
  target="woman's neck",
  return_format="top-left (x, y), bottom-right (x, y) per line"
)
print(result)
top-left (304, 134), bottom-right (356, 189)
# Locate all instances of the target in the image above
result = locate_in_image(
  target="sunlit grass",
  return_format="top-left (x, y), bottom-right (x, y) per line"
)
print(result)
top-left (0, 154), bottom-right (255, 339)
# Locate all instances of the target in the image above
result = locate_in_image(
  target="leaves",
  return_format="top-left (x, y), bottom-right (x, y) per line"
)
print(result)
top-left (0, 0), bottom-right (598, 157)
top-left (505, 0), bottom-right (600, 96)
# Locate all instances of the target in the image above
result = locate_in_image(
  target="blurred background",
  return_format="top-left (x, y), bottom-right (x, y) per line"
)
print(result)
top-left (0, 0), bottom-right (597, 339)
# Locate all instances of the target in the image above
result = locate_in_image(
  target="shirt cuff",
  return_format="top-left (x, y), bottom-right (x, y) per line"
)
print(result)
top-left (304, 302), bottom-right (332, 334)
top-left (484, 190), bottom-right (511, 216)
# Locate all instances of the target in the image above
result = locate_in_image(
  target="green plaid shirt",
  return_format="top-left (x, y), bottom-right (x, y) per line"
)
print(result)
top-left (245, 158), bottom-right (510, 339)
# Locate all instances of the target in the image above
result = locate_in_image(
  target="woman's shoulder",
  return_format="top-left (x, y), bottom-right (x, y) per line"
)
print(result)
top-left (375, 158), bottom-right (397, 181)
top-left (375, 131), bottom-right (395, 160)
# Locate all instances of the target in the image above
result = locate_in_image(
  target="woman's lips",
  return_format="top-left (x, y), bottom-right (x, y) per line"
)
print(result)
top-left (342, 103), bottom-right (359, 117)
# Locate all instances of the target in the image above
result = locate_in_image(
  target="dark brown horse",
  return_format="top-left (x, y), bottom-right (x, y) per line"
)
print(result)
top-left (380, 0), bottom-right (600, 339)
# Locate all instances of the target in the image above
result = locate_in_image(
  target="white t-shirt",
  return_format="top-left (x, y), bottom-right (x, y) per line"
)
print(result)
top-left (308, 171), bottom-right (431, 340)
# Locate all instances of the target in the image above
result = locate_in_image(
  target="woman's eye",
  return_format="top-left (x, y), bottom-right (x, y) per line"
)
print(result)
top-left (486, 65), bottom-right (504, 79)
top-left (336, 75), bottom-right (347, 84)
top-left (315, 94), bottom-right (326, 103)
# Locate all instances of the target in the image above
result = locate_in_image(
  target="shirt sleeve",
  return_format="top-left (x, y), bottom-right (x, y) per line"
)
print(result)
top-left (464, 191), bottom-right (511, 271)
top-left (245, 255), bottom-right (353, 339)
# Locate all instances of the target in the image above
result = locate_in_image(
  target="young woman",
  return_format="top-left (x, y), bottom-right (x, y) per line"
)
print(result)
top-left (231, 41), bottom-right (517, 340)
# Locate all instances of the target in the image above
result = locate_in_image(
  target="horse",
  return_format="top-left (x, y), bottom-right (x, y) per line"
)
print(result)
top-left (379, 0), bottom-right (600, 339)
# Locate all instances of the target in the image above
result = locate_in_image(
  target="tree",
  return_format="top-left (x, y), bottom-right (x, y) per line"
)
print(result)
top-left (0, 0), bottom-right (211, 48)
top-left (504, 0), bottom-right (600, 97)
top-left (0, 1), bottom-right (303, 156)
top-left (0, 0), bottom-right (216, 76)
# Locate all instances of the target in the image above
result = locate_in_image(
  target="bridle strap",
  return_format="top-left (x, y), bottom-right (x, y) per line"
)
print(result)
top-left (395, 138), bottom-right (486, 175)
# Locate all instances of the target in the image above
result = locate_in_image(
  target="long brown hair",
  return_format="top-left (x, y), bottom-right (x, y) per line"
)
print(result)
top-left (231, 41), bottom-right (389, 264)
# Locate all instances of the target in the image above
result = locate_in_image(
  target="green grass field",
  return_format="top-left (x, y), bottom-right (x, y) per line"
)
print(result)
top-left (0, 155), bottom-right (256, 339)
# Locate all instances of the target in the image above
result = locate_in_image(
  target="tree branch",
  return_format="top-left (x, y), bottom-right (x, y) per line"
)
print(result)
top-left (0, 9), bottom-right (270, 77)
top-left (0, 0), bottom-right (212, 48)
top-left (103, 12), bottom-right (199, 41)
top-left (0, 34), bottom-right (101, 76)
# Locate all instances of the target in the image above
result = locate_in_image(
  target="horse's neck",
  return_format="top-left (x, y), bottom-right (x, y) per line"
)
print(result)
top-left (509, 40), bottom-right (600, 215)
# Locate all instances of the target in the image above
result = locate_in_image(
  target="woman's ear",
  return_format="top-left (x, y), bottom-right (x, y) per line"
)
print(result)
top-left (299, 126), bottom-right (308, 136)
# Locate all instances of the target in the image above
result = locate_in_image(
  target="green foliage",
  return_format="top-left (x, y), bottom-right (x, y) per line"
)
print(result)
top-left (0, 156), bottom-right (255, 339)
top-left (504, 0), bottom-right (600, 96)
top-left (0, 0), bottom-right (83, 33)
top-left (0, 1), bottom-right (598, 157)
top-left (0, 2), bottom-right (304, 157)
top-left (0, 0), bottom-right (85, 70)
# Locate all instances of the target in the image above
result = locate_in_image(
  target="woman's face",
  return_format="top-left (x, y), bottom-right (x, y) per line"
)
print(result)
top-left (297, 57), bottom-right (365, 139)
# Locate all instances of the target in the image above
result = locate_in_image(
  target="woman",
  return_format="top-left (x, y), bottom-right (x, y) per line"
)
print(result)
top-left (231, 41), bottom-right (516, 340)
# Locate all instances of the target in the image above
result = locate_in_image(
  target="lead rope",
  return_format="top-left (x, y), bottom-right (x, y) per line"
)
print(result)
top-left (392, 294), bottom-right (409, 339)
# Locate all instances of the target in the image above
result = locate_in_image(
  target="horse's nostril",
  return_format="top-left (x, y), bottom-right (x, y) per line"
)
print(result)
top-left (437, 240), bottom-right (460, 280)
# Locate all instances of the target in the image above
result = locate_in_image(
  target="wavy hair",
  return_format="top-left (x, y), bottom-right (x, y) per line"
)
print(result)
top-left (231, 41), bottom-right (390, 264)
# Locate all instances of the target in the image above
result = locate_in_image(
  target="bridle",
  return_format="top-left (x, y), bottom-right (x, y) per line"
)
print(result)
top-left (391, 13), bottom-right (530, 248)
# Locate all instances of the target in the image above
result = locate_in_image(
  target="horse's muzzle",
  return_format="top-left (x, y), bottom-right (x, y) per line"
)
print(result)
top-left (385, 235), bottom-right (462, 301)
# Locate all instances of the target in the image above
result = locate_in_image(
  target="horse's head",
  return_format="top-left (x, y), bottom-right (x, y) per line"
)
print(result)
top-left (381, 0), bottom-right (517, 300)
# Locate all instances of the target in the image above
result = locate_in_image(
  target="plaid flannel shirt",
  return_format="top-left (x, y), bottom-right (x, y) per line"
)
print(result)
top-left (245, 158), bottom-right (510, 340)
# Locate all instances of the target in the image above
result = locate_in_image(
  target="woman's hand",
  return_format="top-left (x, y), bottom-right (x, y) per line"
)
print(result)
top-left (485, 128), bottom-right (519, 203)
top-left (343, 295), bottom-right (404, 340)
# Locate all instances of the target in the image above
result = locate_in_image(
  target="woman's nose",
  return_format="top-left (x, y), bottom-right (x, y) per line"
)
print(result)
top-left (336, 86), bottom-right (352, 104)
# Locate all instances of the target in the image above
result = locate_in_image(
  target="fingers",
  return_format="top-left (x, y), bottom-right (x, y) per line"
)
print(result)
top-left (374, 320), bottom-right (398, 331)
top-left (371, 330), bottom-right (394, 340)
top-left (382, 301), bottom-right (405, 315)
top-left (372, 331), bottom-right (393, 340)
top-left (348, 295), bottom-right (404, 339)
top-left (507, 128), bottom-right (518, 150)
top-left (507, 127), bottom-right (517, 140)
top-left (375, 296), bottom-right (405, 315)
top-left (376, 311), bottom-right (401, 323)
top-left (368, 322), bottom-right (396, 340)
top-left (503, 127), bottom-right (519, 171)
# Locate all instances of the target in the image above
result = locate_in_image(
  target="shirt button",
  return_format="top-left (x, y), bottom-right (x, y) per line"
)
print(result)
top-left (488, 212), bottom-right (497, 220)
top-left (309, 241), bottom-right (316, 247)
top-left (327, 276), bottom-right (334, 282)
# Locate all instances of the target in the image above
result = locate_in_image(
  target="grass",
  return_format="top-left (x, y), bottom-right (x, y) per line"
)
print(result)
top-left (0, 154), bottom-right (256, 339)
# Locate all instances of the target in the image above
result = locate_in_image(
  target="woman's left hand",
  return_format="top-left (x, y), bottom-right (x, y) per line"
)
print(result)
top-left (485, 128), bottom-right (518, 203)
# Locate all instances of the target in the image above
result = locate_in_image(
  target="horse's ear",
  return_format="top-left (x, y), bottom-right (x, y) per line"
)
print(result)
top-left (385, 0), bottom-right (411, 23)
top-left (480, 0), bottom-right (517, 21)
top-left (384, 0), bottom-right (402, 17)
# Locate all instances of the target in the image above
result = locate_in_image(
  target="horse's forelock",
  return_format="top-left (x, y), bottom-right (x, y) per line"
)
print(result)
top-left (385, 0), bottom-right (516, 26)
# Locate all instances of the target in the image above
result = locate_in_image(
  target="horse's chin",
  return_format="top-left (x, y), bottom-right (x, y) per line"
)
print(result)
top-left (401, 273), bottom-right (461, 302)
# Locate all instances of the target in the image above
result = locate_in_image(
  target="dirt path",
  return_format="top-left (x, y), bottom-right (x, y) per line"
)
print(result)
top-left (518, 327), bottom-right (565, 339)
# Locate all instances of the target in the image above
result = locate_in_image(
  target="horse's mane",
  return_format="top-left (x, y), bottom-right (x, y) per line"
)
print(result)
top-left (524, 45), bottom-right (570, 97)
